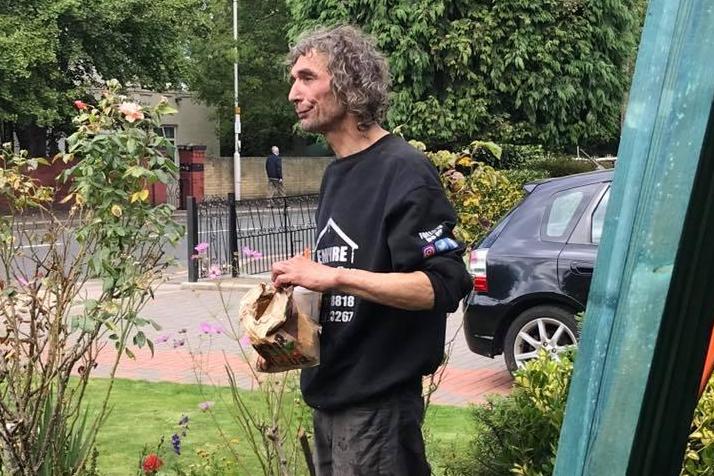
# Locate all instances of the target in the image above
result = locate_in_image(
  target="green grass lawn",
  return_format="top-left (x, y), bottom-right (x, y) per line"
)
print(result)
top-left (85, 378), bottom-right (473, 475)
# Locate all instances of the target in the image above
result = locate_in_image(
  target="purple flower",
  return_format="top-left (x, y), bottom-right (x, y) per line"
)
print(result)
top-left (208, 264), bottom-right (221, 279)
top-left (199, 322), bottom-right (223, 335)
top-left (171, 433), bottom-right (181, 455)
top-left (155, 334), bottom-right (170, 344)
top-left (198, 401), bottom-right (214, 412)
top-left (172, 338), bottom-right (185, 348)
top-left (194, 242), bottom-right (209, 253)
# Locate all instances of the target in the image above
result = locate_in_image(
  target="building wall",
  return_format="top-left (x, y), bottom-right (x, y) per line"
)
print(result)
top-left (204, 156), bottom-right (334, 199)
top-left (128, 89), bottom-right (220, 158)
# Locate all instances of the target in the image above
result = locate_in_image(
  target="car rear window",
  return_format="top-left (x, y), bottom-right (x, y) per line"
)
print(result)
top-left (542, 184), bottom-right (599, 242)
top-left (591, 188), bottom-right (611, 244)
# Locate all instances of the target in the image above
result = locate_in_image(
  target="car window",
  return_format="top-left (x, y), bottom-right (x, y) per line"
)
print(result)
top-left (591, 188), bottom-right (611, 244)
top-left (545, 189), bottom-right (586, 238)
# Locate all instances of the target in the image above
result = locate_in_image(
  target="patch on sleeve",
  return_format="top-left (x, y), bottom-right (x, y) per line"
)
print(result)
top-left (418, 224), bottom-right (445, 243)
top-left (422, 238), bottom-right (459, 258)
top-left (434, 237), bottom-right (459, 253)
top-left (422, 243), bottom-right (436, 257)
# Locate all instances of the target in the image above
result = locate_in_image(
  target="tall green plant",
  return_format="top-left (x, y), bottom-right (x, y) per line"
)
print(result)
top-left (287, 0), bottom-right (640, 151)
top-left (416, 140), bottom-right (523, 245)
top-left (0, 80), bottom-right (182, 474)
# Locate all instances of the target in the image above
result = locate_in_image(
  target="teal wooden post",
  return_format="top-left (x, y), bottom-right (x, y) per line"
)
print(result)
top-left (553, 0), bottom-right (714, 474)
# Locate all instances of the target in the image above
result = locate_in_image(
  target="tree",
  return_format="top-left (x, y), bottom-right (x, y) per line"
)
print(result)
top-left (286, 0), bottom-right (640, 152)
top-left (0, 0), bottom-right (204, 155)
top-left (186, 0), bottom-right (296, 156)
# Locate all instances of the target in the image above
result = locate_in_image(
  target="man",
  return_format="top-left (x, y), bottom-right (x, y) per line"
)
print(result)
top-left (265, 145), bottom-right (285, 200)
top-left (271, 25), bottom-right (472, 476)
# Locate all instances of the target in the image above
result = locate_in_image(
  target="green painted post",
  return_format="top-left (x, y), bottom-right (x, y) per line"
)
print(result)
top-left (554, 0), bottom-right (714, 474)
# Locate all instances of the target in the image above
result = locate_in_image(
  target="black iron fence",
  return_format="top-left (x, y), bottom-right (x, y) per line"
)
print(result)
top-left (186, 193), bottom-right (318, 281)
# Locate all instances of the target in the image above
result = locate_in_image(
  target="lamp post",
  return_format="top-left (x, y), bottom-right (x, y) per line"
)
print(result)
top-left (232, 0), bottom-right (241, 201)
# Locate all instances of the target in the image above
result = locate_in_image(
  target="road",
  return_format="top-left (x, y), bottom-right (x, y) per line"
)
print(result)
top-left (9, 206), bottom-right (316, 278)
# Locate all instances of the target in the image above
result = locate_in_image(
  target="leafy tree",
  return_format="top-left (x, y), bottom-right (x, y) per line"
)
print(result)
top-left (286, 0), bottom-right (641, 152)
top-left (186, 0), bottom-right (295, 156)
top-left (0, 0), bottom-right (204, 155)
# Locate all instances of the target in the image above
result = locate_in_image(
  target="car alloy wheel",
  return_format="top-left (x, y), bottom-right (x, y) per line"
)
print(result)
top-left (504, 305), bottom-right (579, 373)
top-left (513, 317), bottom-right (577, 368)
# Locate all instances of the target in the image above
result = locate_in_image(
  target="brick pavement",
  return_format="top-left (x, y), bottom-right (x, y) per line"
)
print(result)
top-left (91, 276), bottom-right (513, 407)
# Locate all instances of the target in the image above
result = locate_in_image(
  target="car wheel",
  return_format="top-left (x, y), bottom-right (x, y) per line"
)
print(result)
top-left (503, 305), bottom-right (579, 373)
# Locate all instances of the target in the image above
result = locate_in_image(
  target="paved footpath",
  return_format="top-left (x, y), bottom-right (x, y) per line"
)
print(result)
top-left (91, 274), bottom-right (512, 407)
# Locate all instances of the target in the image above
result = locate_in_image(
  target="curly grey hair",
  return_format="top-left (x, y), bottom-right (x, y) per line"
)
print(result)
top-left (288, 25), bottom-right (391, 131)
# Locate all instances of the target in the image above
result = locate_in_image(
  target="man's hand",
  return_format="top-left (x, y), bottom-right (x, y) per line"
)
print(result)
top-left (271, 255), bottom-right (339, 291)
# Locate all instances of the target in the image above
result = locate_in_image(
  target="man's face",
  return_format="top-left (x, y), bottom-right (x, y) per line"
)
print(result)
top-left (288, 51), bottom-right (347, 133)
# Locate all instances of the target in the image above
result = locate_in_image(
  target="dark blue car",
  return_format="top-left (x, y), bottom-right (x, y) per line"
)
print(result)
top-left (463, 169), bottom-right (613, 373)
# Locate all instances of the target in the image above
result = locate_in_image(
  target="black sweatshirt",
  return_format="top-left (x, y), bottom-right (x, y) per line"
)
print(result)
top-left (301, 134), bottom-right (472, 410)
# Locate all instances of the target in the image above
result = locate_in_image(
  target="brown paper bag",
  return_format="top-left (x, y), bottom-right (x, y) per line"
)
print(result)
top-left (239, 282), bottom-right (320, 373)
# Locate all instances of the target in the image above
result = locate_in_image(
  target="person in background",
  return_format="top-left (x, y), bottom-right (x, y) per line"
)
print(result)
top-left (265, 145), bottom-right (285, 203)
top-left (271, 25), bottom-right (472, 476)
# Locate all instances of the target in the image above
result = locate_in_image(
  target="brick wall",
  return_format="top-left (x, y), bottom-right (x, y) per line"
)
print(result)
top-left (204, 156), bottom-right (334, 199)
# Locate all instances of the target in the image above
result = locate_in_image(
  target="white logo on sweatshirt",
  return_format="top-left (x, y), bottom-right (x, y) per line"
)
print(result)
top-left (418, 224), bottom-right (445, 243)
top-left (314, 218), bottom-right (359, 265)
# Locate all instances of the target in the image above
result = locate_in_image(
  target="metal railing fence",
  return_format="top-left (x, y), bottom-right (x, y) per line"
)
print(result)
top-left (186, 194), bottom-right (318, 281)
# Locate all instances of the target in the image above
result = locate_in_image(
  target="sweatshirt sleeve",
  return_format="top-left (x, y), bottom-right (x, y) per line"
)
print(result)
top-left (386, 185), bottom-right (473, 313)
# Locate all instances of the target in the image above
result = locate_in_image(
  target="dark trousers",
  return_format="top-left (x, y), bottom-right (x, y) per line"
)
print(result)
top-left (312, 389), bottom-right (430, 476)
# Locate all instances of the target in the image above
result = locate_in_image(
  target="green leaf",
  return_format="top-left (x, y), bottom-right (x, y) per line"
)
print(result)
top-left (102, 277), bottom-right (115, 293)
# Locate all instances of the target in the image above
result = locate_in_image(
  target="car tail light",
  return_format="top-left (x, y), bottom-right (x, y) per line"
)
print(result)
top-left (469, 248), bottom-right (489, 293)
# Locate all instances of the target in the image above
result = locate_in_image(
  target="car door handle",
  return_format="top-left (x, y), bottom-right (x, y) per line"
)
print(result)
top-left (570, 262), bottom-right (594, 275)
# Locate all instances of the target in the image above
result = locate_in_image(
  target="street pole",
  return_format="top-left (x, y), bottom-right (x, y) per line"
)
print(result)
top-left (232, 0), bottom-right (241, 201)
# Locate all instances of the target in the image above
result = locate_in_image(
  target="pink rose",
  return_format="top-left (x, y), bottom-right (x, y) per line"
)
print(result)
top-left (118, 102), bottom-right (145, 123)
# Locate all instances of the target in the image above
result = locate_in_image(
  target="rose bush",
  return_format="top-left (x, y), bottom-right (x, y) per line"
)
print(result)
top-left (0, 79), bottom-right (182, 474)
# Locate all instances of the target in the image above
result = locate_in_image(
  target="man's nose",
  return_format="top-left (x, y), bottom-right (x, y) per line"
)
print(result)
top-left (288, 82), bottom-right (300, 103)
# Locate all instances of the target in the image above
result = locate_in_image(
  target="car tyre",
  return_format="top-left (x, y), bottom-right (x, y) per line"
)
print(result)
top-left (503, 305), bottom-right (579, 374)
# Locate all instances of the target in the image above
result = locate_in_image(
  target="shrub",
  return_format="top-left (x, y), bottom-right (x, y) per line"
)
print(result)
top-left (414, 140), bottom-right (524, 246)
top-left (682, 376), bottom-right (714, 475)
top-left (531, 157), bottom-right (597, 177)
top-left (479, 143), bottom-right (551, 170)
top-left (502, 168), bottom-right (550, 190)
top-left (440, 349), bottom-right (714, 476)
top-left (0, 80), bottom-right (181, 474)
top-left (441, 351), bottom-right (573, 476)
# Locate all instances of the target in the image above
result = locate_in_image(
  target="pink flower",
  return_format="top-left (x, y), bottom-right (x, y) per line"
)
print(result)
top-left (74, 100), bottom-right (87, 110)
top-left (172, 338), bottom-right (185, 348)
top-left (17, 276), bottom-right (29, 287)
top-left (199, 322), bottom-right (223, 335)
top-left (198, 401), bottom-right (215, 412)
top-left (194, 242), bottom-right (209, 253)
top-left (208, 264), bottom-right (221, 279)
top-left (118, 102), bottom-right (144, 123)
top-left (239, 334), bottom-right (251, 347)
top-left (155, 334), bottom-right (170, 344)
top-left (242, 246), bottom-right (263, 259)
